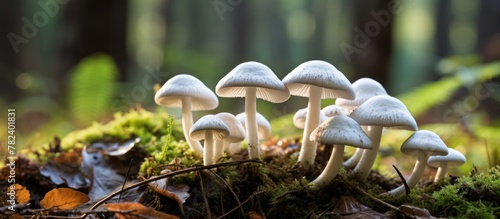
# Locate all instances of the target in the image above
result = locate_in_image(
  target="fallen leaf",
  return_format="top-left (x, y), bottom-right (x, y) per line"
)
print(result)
top-left (40, 159), bottom-right (90, 189)
top-left (139, 175), bottom-right (190, 214)
top-left (399, 205), bottom-right (436, 218)
top-left (40, 188), bottom-right (89, 209)
top-left (86, 138), bottom-right (140, 156)
top-left (248, 211), bottom-right (265, 219)
top-left (10, 184), bottom-right (30, 204)
top-left (105, 202), bottom-right (179, 219)
top-left (333, 196), bottom-right (392, 219)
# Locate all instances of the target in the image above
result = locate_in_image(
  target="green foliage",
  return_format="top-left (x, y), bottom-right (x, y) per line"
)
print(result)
top-left (398, 60), bottom-right (500, 118)
top-left (68, 53), bottom-right (118, 124)
top-left (269, 113), bottom-right (303, 138)
top-left (398, 77), bottom-right (462, 118)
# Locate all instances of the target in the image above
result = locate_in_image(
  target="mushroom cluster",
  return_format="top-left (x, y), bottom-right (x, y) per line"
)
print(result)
top-left (154, 60), bottom-right (466, 195)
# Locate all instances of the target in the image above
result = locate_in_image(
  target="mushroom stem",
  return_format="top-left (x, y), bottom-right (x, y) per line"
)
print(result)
top-left (182, 97), bottom-right (204, 157)
top-left (213, 140), bottom-right (225, 163)
top-left (203, 131), bottom-right (214, 166)
top-left (353, 126), bottom-right (382, 178)
top-left (245, 87), bottom-right (260, 159)
top-left (297, 86), bottom-right (322, 167)
top-left (386, 151), bottom-right (428, 196)
top-left (310, 144), bottom-right (345, 188)
top-left (343, 126), bottom-right (369, 169)
top-left (434, 161), bottom-right (448, 182)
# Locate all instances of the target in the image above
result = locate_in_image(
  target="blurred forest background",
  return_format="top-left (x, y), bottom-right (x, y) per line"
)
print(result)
top-left (1, 0), bottom-right (500, 173)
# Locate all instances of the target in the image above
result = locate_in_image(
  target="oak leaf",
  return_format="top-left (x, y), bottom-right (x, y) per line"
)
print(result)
top-left (40, 188), bottom-right (89, 209)
top-left (10, 184), bottom-right (30, 204)
top-left (105, 202), bottom-right (179, 219)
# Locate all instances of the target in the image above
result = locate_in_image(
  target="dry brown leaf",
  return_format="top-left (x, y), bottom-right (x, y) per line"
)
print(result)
top-left (12, 184), bottom-right (30, 204)
top-left (139, 175), bottom-right (189, 214)
top-left (399, 205), bottom-right (436, 218)
top-left (105, 202), bottom-right (180, 219)
top-left (248, 211), bottom-right (265, 219)
top-left (40, 188), bottom-right (89, 209)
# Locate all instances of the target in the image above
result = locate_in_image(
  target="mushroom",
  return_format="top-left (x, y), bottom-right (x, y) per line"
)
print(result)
top-left (155, 74), bottom-right (218, 157)
top-left (282, 60), bottom-right (355, 168)
top-left (309, 115), bottom-right (372, 188)
top-left (350, 95), bottom-right (417, 178)
top-left (293, 108), bottom-right (329, 129)
top-left (189, 115), bottom-right (230, 165)
top-left (386, 130), bottom-right (448, 196)
top-left (335, 78), bottom-right (388, 169)
top-left (427, 147), bottom-right (466, 182)
top-left (235, 112), bottom-right (271, 140)
top-left (216, 62), bottom-right (290, 159)
top-left (213, 112), bottom-right (245, 162)
top-left (320, 105), bottom-right (349, 117)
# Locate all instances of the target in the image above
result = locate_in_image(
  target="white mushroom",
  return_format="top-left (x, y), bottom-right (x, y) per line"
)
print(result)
top-left (336, 78), bottom-right (388, 169)
top-left (320, 105), bottom-right (349, 117)
top-left (235, 112), bottom-right (271, 140)
top-left (214, 112), bottom-right (245, 162)
top-left (282, 60), bottom-right (355, 168)
top-left (293, 108), bottom-right (328, 129)
top-left (155, 74), bottom-right (218, 157)
top-left (350, 95), bottom-right (417, 178)
top-left (216, 62), bottom-right (290, 159)
top-left (386, 130), bottom-right (448, 196)
top-left (309, 115), bottom-right (372, 188)
top-left (427, 147), bottom-right (466, 182)
top-left (189, 115), bottom-right (229, 165)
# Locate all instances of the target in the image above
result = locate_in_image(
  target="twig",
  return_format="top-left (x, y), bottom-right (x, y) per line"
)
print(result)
top-left (199, 170), bottom-right (212, 219)
top-left (216, 190), bottom-right (266, 219)
top-left (89, 159), bottom-right (262, 211)
top-left (17, 209), bottom-right (142, 219)
top-left (392, 165), bottom-right (410, 196)
top-left (208, 169), bottom-right (245, 216)
top-left (340, 175), bottom-right (417, 219)
top-left (119, 158), bottom-right (134, 202)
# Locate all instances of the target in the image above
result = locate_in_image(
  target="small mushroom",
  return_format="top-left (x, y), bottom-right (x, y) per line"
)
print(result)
top-left (214, 112), bottom-right (245, 162)
top-left (155, 74), bottom-right (218, 157)
top-left (189, 115), bottom-right (230, 165)
top-left (283, 60), bottom-right (355, 168)
top-left (350, 95), bottom-right (417, 178)
top-left (309, 115), bottom-right (372, 188)
top-left (336, 78), bottom-right (388, 169)
top-left (293, 108), bottom-right (328, 129)
top-left (320, 105), bottom-right (349, 117)
top-left (216, 62), bottom-right (290, 159)
top-left (427, 148), bottom-right (466, 182)
top-left (236, 112), bottom-right (271, 140)
top-left (385, 130), bottom-right (448, 196)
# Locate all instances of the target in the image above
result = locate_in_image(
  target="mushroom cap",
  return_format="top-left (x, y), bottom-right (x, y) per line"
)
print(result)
top-left (350, 95), bottom-right (418, 130)
top-left (189, 115), bottom-right (230, 141)
top-left (215, 112), bottom-right (246, 143)
top-left (216, 61), bottom-right (290, 103)
top-left (282, 60), bottom-right (355, 100)
top-left (335, 78), bottom-right (387, 110)
top-left (236, 112), bottom-right (271, 139)
top-left (309, 115), bottom-right (372, 149)
top-left (293, 108), bottom-right (328, 129)
top-left (427, 148), bottom-right (466, 167)
top-left (400, 130), bottom-right (449, 156)
top-left (321, 105), bottom-right (349, 117)
top-left (155, 74), bottom-right (219, 110)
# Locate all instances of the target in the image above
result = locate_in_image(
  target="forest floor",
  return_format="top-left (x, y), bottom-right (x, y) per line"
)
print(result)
top-left (1, 109), bottom-right (499, 218)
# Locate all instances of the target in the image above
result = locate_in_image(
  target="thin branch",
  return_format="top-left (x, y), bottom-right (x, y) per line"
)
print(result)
top-left (216, 190), bottom-right (266, 219)
top-left (119, 158), bottom-right (134, 202)
top-left (198, 170), bottom-right (212, 219)
top-left (208, 169), bottom-right (245, 216)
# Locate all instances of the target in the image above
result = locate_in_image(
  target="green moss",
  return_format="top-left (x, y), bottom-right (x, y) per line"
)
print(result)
top-left (61, 109), bottom-right (183, 149)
